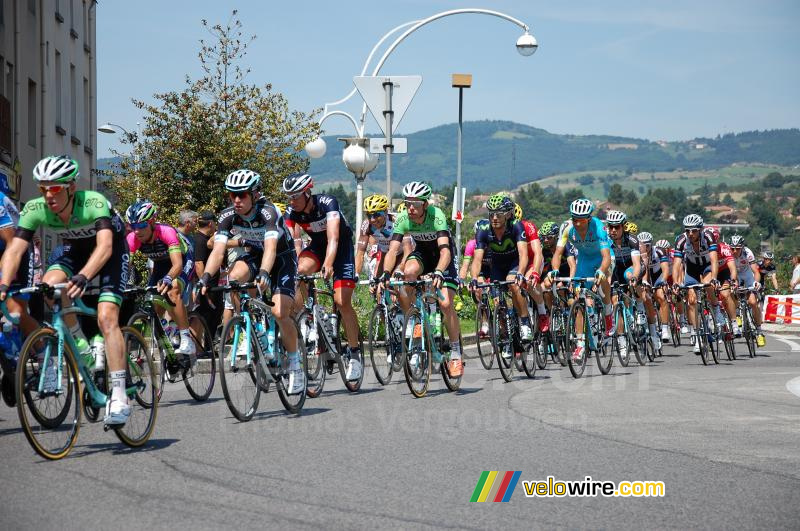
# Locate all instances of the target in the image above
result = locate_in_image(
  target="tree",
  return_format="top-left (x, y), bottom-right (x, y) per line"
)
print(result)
top-left (608, 183), bottom-right (625, 205)
top-left (763, 172), bottom-right (785, 188)
top-left (103, 11), bottom-right (320, 221)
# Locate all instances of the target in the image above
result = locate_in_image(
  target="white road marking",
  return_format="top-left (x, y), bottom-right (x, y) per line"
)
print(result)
top-left (771, 335), bottom-right (800, 351)
top-left (786, 376), bottom-right (800, 399)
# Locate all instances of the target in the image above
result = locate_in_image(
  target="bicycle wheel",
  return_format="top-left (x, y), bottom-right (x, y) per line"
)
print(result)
top-left (440, 333), bottom-right (462, 392)
top-left (613, 305), bottom-right (630, 367)
top-left (567, 302), bottom-right (588, 379)
top-left (296, 308), bottom-right (326, 398)
top-left (529, 303), bottom-right (546, 371)
top-left (402, 307), bottom-right (431, 398)
top-left (127, 312), bottom-right (166, 402)
top-left (183, 312), bottom-right (216, 401)
top-left (595, 321), bottom-right (614, 375)
top-left (701, 306), bottom-right (720, 365)
top-left (720, 311), bottom-right (736, 361)
top-left (745, 308), bottom-right (757, 358)
top-left (16, 327), bottom-right (81, 460)
top-left (550, 305), bottom-right (568, 366)
top-left (521, 336), bottom-right (538, 379)
top-left (475, 302), bottom-right (494, 370)
top-left (494, 306), bottom-right (514, 383)
top-left (218, 315), bottom-right (261, 421)
top-left (335, 311), bottom-right (364, 393)
top-left (114, 326), bottom-right (158, 448)
top-left (272, 320), bottom-right (307, 414)
top-left (368, 304), bottom-right (393, 385)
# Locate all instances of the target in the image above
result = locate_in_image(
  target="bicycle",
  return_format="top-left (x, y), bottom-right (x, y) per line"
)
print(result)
top-left (295, 274), bottom-right (363, 397)
top-left (15, 283), bottom-right (157, 460)
top-left (473, 284), bottom-right (495, 370)
top-left (391, 277), bottom-right (462, 397)
top-left (126, 286), bottom-right (215, 403)
top-left (213, 282), bottom-right (307, 421)
top-left (715, 284), bottom-right (737, 361)
top-left (473, 279), bottom-right (532, 382)
top-left (609, 282), bottom-right (635, 368)
top-left (367, 279), bottom-right (405, 385)
top-left (548, 282), bottom-right (571, 367)
top-left (678, 284), bottom-right (720, 365)
top-left (555, 277), bottom-right (612, 379)
top-left (735, 286), bottom-right (758, 358)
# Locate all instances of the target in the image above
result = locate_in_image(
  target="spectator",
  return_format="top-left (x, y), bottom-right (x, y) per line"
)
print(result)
top-left (791, 255), bottom-right (800, 293)
top-left (177, 210), bottom-right (199, 251)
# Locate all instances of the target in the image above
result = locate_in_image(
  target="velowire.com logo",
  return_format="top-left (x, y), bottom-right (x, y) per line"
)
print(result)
top-left (470, 471), bottom-right (522, 503)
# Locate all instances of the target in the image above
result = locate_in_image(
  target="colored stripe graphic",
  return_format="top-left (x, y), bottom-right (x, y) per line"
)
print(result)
top-left (471, 471), bottom-right (522, 502)
top-left (470, 471), bottom-right (490, 502)
top-left (477, 471), bottom-right (498, 502)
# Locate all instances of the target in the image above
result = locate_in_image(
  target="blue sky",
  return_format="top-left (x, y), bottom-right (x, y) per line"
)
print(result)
top-left (97, 0), bottom-right (800, 158)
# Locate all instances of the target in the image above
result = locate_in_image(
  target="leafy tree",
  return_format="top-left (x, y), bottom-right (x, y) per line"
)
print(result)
top-left (103, 11), bottom-right (320, 221)
top-left (607, 183), bottom-right (625, 205)
top-left (763, 172), bottom-right (785, 188)
top-left (792, 196), bottom-right (800, 217)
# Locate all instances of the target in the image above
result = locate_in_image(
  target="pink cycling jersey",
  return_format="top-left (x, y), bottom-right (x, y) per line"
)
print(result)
top-left (126, 223), bottom-right (183, 261)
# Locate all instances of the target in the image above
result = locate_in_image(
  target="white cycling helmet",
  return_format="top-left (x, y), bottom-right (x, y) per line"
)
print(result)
top-left (605, 210), bottom-right (627, 225)
top-left (33, 155), bottom-right (79, 183)
top-left (637, 231), bottom-right (653, 244)
top-left (225, 169), bottom-right (261, 192)
top-left (282, 172), bottom-right (313, 195)
top-left (569, 198), bottom-right (594, 219)
top-left (402, 181), bottom-right (432, 200)
top-left (655, 239), bottom-right (671, 249)
top-left (682, 214), bottom-right (704, 228)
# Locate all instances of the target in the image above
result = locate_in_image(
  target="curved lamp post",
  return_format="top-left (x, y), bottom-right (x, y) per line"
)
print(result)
top-left (99, 121), bottom-right (142, 198)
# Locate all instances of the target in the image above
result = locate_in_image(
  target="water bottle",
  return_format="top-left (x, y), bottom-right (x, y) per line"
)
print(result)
top-left (0, 322), bottom-right (18, 366)
top-left (90, 334), bottom-right (105, 372)
top-left (161, 319), bottom-right (180, 348)
top-left (329, 312), bottom-right (338, 336)
top-left (254, 321), bottom-right (273, 359)
top-left (266, 319), bottom-right (276, 355)
top-left (587, 304), bottom-right (598, 329)
top-left (433, 311), bottom-right (442, 338)
top-left (75, 336), bottom-right (92, 369)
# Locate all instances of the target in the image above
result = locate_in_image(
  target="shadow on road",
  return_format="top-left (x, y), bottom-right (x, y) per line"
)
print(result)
top-left (64, 437), bottom-right (181, 459)
top-left (322, 387), bottom-right (383, 397)
top-left (249, 407), bottom-right (332, 421)
top-left (158, 397), bottom-right (225, 409)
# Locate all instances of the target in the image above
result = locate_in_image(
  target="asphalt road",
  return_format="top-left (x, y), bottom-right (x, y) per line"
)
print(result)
top-left (1, 333), bottom-right (799, 530)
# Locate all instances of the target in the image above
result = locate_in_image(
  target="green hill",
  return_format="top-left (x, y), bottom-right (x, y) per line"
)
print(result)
top-left (307, 121), bottom-right (800, 194)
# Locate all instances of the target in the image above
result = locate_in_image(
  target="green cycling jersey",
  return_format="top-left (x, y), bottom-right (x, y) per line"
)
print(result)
top-left (390, 205), bottom-right (452, 253)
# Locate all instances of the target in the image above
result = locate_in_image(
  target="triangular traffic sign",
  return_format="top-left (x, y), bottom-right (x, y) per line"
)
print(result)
top-left (354, 75), bottom-right (422, 136)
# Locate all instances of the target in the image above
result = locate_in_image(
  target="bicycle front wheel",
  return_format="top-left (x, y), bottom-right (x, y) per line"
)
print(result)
top-left (402, 307), bottom-right (431, 398)
top-left (335, 311), bottom-right (364, 393)
top-left (440, 334), bottom-right (462, 392)
top-left (272, 320), bottom-right (307, 414)
top-left (613, 305), bottom-right (630, 367)
top-left (127, 312), bottom-right (165, 402)
top-left (16, 327), bottom-right (81, 460)
top-left (494, 307), bottom-right (515, 383)
top-left (183, 312), bottom-right (216, 401)
top-left (296, 308), bottom-right (326, 398)
top-left (218, 316), bottom-right (261, 421)
top-left (114, 326), bottom-right (158, 448)
top-left (475, 302), bottom-right (494, 370)
top-left (744, 307), bottom-right (757, 358)
top-left (567, 303), bottom-right (588, 379)
top-left (368, 304), bottom-right (393, 385)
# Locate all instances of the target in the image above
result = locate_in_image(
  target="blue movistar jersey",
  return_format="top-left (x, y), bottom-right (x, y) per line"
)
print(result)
top-left (557, 217), bottom-right (613, 263)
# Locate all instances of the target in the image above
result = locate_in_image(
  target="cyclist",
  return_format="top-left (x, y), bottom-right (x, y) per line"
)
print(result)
top-left (379, 181), bottom-right (464, 377)
top-left (198, 169), bottom-right (303, 394)
top-left (606, 211), bottom-right (651, 350)
top-left (672, 215), bottom-right (723, 355)
top-left (125, 200), bottom-right (196, 364)
top-left (729, 235), bottom-right (765, 346)
top-left (0, 190), bottom-right (38, 340)
top-left (551, 198), bottom-right (614, 360)
top-left (459, 218), bottom-right (491, 336)
top-left (282, 172), bottom-right (362, 382)
top-left (757, 251), bottom-right (779, 292)
top-left (354, 194), bottom-right (411, 281)
top-left (539, 221), bottom-right (575, 307)
top-left (638, 232), bottom-right (672, 343)
top-left (707, 227), bottom-right (739, 337)
top-left (0, 156), bottom-right (131, 425)
top-left (515, 204), bottom-right (548, 333)
top-left (468, 194), bottom-right (530, 341)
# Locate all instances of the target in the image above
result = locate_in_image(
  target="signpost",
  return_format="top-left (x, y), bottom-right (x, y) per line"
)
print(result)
top-left (354, 75), bottom-right (422, 198)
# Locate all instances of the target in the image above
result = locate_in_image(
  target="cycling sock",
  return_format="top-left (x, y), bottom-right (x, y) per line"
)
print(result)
top-left (662, 324), bottom-right (669, 333)
top-left (288, 351), bottom-right (300, 370)
top-left (69, 323), bottom-right (87, 344)
top-left (537, 303), bottom-right (546, 314)
top-left (604, 304), bottom-right (613, 316)
top-left (179, 329), bottom-right (192, 347)
top-left (450, 341), bottom-right (461, 359)
top-left (110, 370), bottom-right (127, 403)
top-left (649, 324), bottom-right (658, 338)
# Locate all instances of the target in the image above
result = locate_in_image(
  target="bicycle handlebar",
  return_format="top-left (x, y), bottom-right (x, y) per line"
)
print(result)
top-left (123, 285), bottom-right (176, 307)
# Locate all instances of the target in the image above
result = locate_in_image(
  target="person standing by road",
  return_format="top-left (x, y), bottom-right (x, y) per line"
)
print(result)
top-left (791, 254), bottom-right (800, 293)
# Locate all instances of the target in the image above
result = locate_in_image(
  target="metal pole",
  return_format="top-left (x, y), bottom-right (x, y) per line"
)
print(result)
top-left (135, 121), bottom-right (141, 199)
top-left (456, 87), bottom-right (463, 257)
top-left (355, 178), bottom-right (364, 253)
top-left (382, 81), bottom-right (394, 199)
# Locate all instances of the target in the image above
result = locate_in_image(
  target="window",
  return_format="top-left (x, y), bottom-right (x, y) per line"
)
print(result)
top-left (70, 64), bottom-right (76, 137)
top-left (28, 80), bottom-right (37, 147)
top-left (83, 77), bottom-right (90, 146)
top-left (55, 51), bottom-right (63, 130)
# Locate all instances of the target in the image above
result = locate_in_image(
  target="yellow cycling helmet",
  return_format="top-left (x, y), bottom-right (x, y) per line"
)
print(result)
top-left (625, 221), bottom-right (638, 235)
top-left (273, 202), bottom-right (286, 214)
top-left (364, 194), bottom-right (389, 213)
top-left (395, 201), bottom-right (407, 214)
top-left (514, 203), bottom-right (523, 222)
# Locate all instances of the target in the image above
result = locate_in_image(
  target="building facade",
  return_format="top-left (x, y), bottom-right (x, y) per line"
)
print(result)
top-left (0, 0), bottom-right (97, 220)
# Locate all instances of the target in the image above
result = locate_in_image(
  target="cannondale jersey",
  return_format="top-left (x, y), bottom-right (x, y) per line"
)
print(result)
top-left (216, 198), bottom-right (291, 254)
top-left (673, 231), bottom-right (717, 267)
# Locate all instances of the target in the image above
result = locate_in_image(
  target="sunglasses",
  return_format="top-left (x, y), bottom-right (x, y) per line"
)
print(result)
top-left (368, 211), bottom-right (386, 219)
top-left (685, 228), bottom-right (701, 234)
top-left (731, 246), bottom-right (743, 251)
top-left (489, 211), bottom-right (507, 219)
top-left (229, 191), bottom-right (249, 200)
top-left (130, 221), bottom-right (150, 230)
top-left (404, 200), bottom-right (425, 209)
top-left (607, 223), bottom-right (624, 229)
top-left (38, 184), bottom-right (67, 194)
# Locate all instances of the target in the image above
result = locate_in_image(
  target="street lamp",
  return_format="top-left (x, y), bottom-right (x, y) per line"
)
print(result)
top-left (98, 121), bottom-right (141, 198)
top-left (340, 137), bottom-right (379, 232)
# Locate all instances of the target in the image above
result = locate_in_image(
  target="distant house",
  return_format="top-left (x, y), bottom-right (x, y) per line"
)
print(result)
top-left (607, 143), bottom-right (638, 150)
top-left (694, 143), bottom-right (706, 150)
